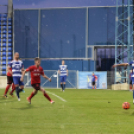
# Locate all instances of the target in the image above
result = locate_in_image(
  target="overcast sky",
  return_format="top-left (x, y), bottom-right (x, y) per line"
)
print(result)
top-left (0, 0), bottom-right (116, 8)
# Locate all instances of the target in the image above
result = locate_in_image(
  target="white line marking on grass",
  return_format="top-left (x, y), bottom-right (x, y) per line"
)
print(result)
top-left (46, 91), bottom-right (67, 102)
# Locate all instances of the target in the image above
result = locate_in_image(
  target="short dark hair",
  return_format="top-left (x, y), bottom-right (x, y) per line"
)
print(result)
top-left (34, 57), bottom-right (40, 61)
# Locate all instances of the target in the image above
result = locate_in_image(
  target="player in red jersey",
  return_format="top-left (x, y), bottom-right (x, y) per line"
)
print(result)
top-left (21, 57), bottom-right (54, 104)
top-left (4, 68), bottom-right (15, 98)
top-left (92, 73), bottom-right (98, 89)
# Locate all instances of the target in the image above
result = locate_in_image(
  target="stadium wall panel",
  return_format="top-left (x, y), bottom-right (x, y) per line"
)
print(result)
top-left (40, 8), bottom-right (86, 58)
top-left (88, 7), bottom-right (115, 45)
top-left (14, 7), bottom-right (121, 71)
top-left (0, 76), bottom-right (7, 88)
top-left (22, 59), bottom-right (93, 71)
top-left (14, 10), bottom-right (38, 58)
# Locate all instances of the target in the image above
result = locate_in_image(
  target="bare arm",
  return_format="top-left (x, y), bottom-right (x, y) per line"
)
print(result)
top-left (42, 74), bottom-right (51, 82)
top-left (21, 67), bottom-right (25, 72)
top-left (112, 63), bottom-right (129, 68)
top-left (7, 66), bottom-right (12, 75)
top-left (58, 70), bottom-right (60, 74)
top-left (20, 70), bottom-right (27, 81)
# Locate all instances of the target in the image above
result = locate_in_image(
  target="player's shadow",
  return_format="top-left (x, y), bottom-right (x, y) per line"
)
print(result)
top-left (11, 105), bottom-right (42, 110)
top-left (0, 96), bottom-right (16, 103)
top-left (0, 97), bottom-right (8, 100)
top-left (0, 96), bottom-right (15, 100)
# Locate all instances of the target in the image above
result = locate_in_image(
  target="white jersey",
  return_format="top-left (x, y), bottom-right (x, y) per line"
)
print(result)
top-left (129, 61), bottom-right (134, 78)
top-left (9, 60), bottom-right (24, 77)
top-left (59, 65), bottom-right (68, 76)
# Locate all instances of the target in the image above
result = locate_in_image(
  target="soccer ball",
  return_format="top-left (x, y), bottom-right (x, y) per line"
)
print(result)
top-left (122, 102), bottom-right (130, 110)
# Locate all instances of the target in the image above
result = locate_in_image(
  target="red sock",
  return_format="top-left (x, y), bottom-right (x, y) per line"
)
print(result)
top-left (10, 84), bottom-right (15, 94)
top-left (44, 93), bottom-right (52, 102)
top-left (4, 85), bottom-right (11, 95)
top-left (29, 92), bottom-right (35, 99)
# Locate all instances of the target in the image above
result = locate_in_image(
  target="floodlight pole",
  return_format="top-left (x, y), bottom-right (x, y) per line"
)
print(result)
top-left (115, 0), bottom-right (133, 88)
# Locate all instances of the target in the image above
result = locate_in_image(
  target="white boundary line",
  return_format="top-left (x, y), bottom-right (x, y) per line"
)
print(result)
top-left (46, 90), bottom-right (67, 102)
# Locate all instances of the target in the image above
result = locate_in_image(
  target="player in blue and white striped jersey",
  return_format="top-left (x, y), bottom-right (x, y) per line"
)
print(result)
top-left (58, 60), bottom-right (68, 92)
top-left (113, 61), bottom-right (134, 103)
top-left (7, 52), bottom-right (25, 101)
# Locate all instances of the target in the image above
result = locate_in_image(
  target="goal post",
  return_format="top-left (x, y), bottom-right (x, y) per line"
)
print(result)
top-left (24, 70), bottom-right (78, 89)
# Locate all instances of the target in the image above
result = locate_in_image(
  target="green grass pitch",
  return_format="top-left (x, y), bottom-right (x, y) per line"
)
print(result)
top-left (0, 89), bottom-right (134, 134)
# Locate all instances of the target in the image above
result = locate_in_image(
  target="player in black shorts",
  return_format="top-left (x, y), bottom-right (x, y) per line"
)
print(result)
top-left (4, 69), bottom-right (15, 98)
top-left (92, 73), bottom-right (98, 89)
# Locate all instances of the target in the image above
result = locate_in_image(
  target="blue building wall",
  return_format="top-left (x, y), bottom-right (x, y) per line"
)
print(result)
top-left (14, 7), bottom-right (117, 71)
top-left (22, 59), bottom-right (95, 71)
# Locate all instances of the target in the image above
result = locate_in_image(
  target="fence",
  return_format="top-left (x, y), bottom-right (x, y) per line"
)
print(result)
top-left (24, 70), bottom-right (78, 89)
top-left (24, 70), bottom-right (115, 89)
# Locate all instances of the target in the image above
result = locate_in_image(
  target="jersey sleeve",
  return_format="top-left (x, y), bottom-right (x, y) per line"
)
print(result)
top-left (129, 61), bottom-right (133, 65)
top-left (26, 66), bottom-right (32, 72)
top-left (8, 62), bottom-right (12, 68)
top-left (40, 67), bottom-right (44, 75)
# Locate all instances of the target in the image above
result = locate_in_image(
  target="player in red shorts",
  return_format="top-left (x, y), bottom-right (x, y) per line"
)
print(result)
top-left (21, 57), bottom-right (54, 104)
top-left (4, 68), bottom-right (15, 98)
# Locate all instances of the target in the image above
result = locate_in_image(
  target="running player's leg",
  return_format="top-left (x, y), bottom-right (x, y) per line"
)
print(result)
top-left (132, 82), bottom-right (134, 103)
top-left (60, 82), bottom-right (63, 91)
top-left (11, 83), bottom-right (15, 92)
top-left (4, 84), bottom-right (11, 98)
top-left (93, 82), bottom-right (95, 89)
top-left (4, 76), bottom-right (12, 97)
top-left (27, 83), bottom-right (40, 103)
top-left (92, 82), bottom-right (94, 89)
top-left (40, 87), bottom-right (54, 103)
top-left (27, 88), bottom-right (38, 104)
top-left (60, 76), bottom-right (63, 91)
top-left (12, 83), bottom-right (15, 93)
top-left (63, 76), bottom-right (67, 91)
top-left (19, 85), bottom-right (24, 93)
top-left (132, 78), bottom-right (134, 104)
top-left (13, 77), bottom-right (21, 100)
top-left (18, 77), bottom-right (25, 93)
top-left (95, 82), bottom-right (96, 89)
top-left (14, 79), bottom-right (25, 101)
top-left (130, 80), bottom-right (132, 90)
top-left (9, 83), bottom-right (15, 97)
top-left (15, 85), bottom-right (20, 100)
top-left (9, 77), bottom-right (15, 96)
top-left (63, 82), bottom-right (66, 91)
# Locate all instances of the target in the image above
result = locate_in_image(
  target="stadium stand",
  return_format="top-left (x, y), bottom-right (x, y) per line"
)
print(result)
top-left (0, 13), bottom-right (13, 75)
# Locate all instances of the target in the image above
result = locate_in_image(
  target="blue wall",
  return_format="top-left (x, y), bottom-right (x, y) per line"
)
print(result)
top-left (88, 7), bottom-right (115, 45)
top-left (22, 59), bottom-right (95, 71)
top-left (14, 10), bottom-right (39, 58)
top-left (12, 0), bottom-right (117, 9)
top-left (14, 7), bottom-right (117, 71)
top-left (40, 9), bottom-right (86, 58)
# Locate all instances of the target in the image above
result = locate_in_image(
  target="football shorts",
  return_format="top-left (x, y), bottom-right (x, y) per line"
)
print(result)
top-left (7, 76), bottom-right (13, 84)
